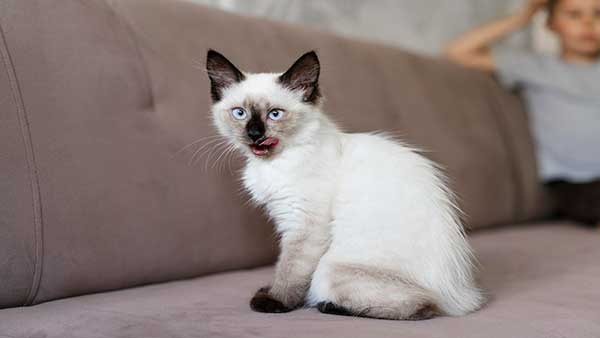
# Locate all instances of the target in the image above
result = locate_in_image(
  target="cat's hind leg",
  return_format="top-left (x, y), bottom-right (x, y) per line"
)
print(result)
top-left (314, 263), bottom-right (440, 321)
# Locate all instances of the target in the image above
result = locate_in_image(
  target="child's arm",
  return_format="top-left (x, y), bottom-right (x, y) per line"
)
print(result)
top-left (444, 0), bottom-right (548, 72)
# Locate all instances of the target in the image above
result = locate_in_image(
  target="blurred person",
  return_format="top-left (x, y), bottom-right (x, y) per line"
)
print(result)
top-left (445, 0), bottom-right (600, 227)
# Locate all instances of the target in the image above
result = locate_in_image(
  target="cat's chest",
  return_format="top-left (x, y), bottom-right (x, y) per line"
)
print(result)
top-left (242, 164), bottom-right (302, 205)
top-left (241, 159), bottom-right (335, 208)
top-left (241, 141), bottom-right (341, 211)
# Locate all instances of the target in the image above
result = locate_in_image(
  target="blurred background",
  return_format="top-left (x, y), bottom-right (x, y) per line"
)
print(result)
top-left (191, 0), bottom-right (559, 55)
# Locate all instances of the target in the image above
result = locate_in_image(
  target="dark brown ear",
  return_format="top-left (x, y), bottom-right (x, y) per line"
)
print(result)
top-left (279, 51), bottom-right (321, 104)
top-left (206, 50), bottom-right (245, 102)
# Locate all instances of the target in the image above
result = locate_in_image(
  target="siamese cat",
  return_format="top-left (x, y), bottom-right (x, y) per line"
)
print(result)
top-left (205, 50), bottom-right (484, 320)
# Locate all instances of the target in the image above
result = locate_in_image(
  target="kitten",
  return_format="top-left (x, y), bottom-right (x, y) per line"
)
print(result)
top-left (206, 50), bottom-right (484, 320)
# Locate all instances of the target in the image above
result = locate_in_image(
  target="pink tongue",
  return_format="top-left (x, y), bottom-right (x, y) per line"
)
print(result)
top-left (251, 137), bottom-right (279, 156)
top-left (259, 137), bottom-right (279, 147)
top-left (252, 148), bottom-right (268, 156)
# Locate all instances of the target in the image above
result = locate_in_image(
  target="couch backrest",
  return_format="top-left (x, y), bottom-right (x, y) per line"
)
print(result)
top-left (0, 0), bottom-right (551, 308)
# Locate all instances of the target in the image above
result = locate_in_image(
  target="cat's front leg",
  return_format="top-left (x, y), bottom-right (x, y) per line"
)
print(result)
top-left (250, 226), bottom-right (330, 313)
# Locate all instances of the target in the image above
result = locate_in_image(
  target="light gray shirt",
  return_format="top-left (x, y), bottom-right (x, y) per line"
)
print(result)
top-left (492, 48), bottom-right (600, 183)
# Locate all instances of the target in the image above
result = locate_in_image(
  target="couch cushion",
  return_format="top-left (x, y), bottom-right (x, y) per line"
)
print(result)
top-left (1, 222), bottom-right (598, 338)
top-left (0, 19), bottom-right (38, 308)
top-left (0, 0), bottom-right (278, 309)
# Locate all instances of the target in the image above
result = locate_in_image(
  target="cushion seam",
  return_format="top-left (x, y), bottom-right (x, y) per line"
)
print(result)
top-left (0, 20), bottom-right (44, 306)
top-left (101, 0), bottom-right (155, 109)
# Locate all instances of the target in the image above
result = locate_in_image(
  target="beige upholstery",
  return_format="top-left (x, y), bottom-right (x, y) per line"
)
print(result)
top-left (2, 223), bottom-right (599, 338)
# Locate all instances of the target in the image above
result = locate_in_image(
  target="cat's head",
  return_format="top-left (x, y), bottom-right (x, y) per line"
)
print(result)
top-left (206, 50), bottom-right (323, 160)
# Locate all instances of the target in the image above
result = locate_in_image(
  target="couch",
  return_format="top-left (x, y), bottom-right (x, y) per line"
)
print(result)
top-left (1, 1), bottom-right (599, 337)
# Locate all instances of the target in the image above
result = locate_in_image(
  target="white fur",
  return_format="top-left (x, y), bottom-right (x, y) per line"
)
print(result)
top-left (213, 72), bottom-right (484, 317)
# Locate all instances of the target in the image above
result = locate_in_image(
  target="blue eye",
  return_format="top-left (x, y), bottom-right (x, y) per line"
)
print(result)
top-left (268, 109), bottom-right (284, 121)
top-left (231, 108), bottom-right (247, 120)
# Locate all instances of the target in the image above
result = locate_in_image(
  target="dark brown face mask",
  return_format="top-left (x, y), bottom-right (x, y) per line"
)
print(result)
top-left (246, 113), bottom-right (266, 143)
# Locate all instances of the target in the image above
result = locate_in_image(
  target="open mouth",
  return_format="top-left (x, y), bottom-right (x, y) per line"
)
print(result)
top-left (249, 137), bottom-right (279, 157)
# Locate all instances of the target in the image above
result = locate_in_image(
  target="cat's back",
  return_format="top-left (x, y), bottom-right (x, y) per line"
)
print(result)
top-left (339, 132), bottom-right (436, 179)
top-left (334, 132), bottom-right (450, 231)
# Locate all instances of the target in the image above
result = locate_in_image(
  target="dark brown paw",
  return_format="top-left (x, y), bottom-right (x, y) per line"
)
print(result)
top-left (405, 303), bottom-right (439, 321)
top-left (317, 302), bottom-right (354, 317)
top-left (250, 287), bottom-right (293, 313)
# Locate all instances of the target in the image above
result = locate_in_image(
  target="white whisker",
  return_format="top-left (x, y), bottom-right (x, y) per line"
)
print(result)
top-left (212, 144), bottom-right (234, 172)
top-left (226, 146), bottom-right (240, 176)
top-left (217, 144), bottom-right (236, 174)
top-left (197, 140), bottom-right (229, 171)
top-left (176, 135), bottom-right (224, 155)
top-left (188, 138), bottom-right (228, 166)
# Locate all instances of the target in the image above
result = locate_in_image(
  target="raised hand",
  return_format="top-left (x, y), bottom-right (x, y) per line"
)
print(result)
top-left (520, 0), bottom-right (550, 22)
